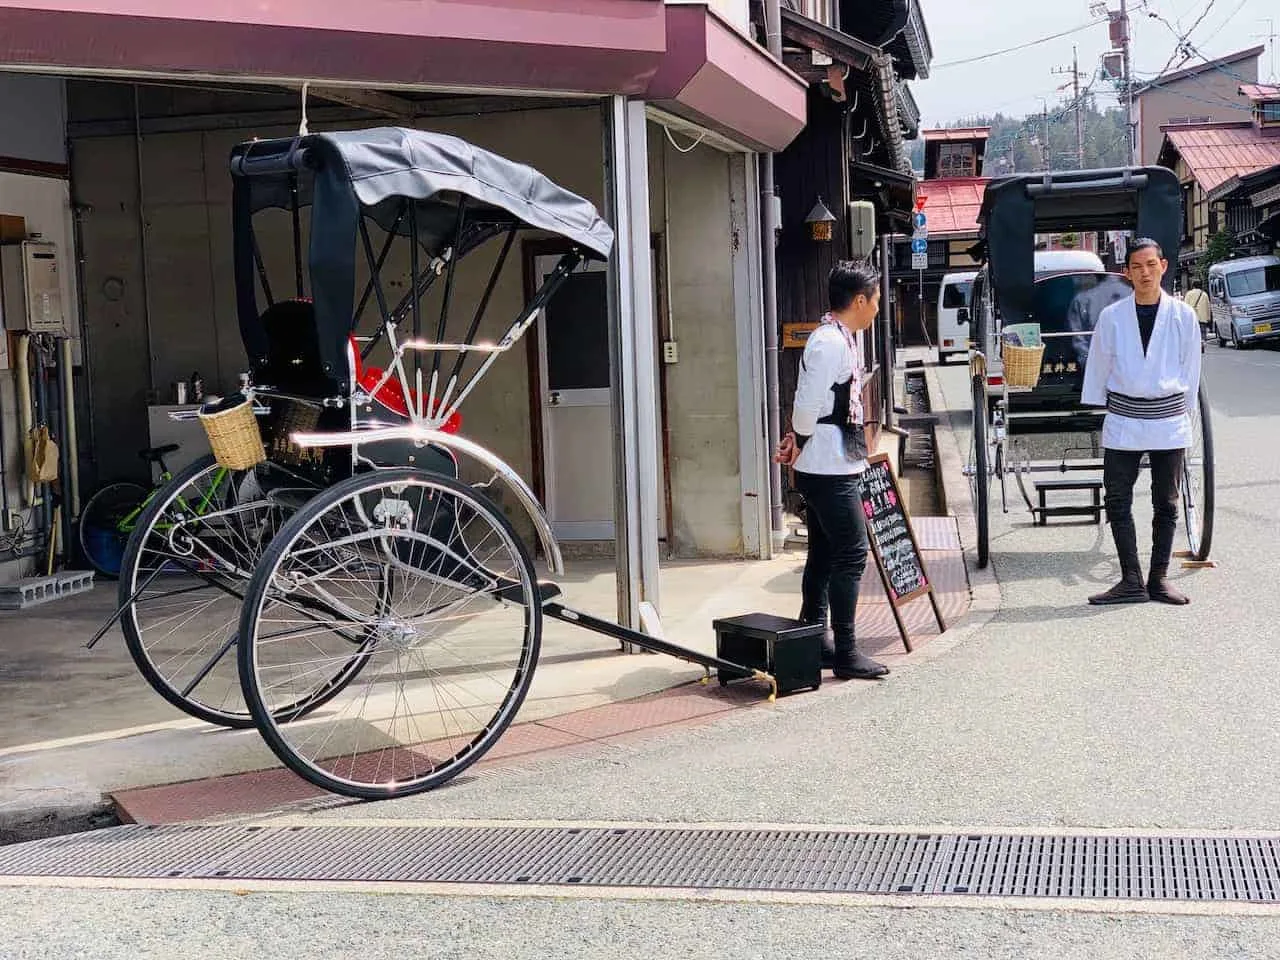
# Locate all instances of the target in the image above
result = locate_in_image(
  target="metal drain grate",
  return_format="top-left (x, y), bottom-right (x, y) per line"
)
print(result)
top-left (2, 825), bottom-right (1279, 902)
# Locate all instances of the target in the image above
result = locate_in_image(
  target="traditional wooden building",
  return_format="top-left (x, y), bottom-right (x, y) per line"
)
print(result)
top-left (1158, 84), bottom-right (1280, 287)
top-left (888, 127), bottom-right (989, 347)
top-left (771, 0), bottom-right (930, 507)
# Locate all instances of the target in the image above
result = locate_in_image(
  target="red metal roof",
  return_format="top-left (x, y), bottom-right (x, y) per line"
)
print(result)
top-left (1162, 123), bottom-right (1280, 193)
top-left (917, 177), bottom-right (989, 236)
top-left (1239, 83), bottom-right (1280, 101)
top-left (922, 127), bottom-right (991, 143)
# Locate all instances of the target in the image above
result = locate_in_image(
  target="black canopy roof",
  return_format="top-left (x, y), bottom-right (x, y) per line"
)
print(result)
top-left (976, 166), bottom-right (1181, 325)
top-left (230, 127), bottom-right (614, 389)
top-left (231, 126), bottom-right (614, 259)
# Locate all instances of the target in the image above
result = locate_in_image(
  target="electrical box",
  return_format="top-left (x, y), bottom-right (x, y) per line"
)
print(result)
top-left (662, 340), bottom-right (679, 364)
top-left (848, 201), bottom-right (876, 260)
top-left (1, 241), bottom-right (67, 337)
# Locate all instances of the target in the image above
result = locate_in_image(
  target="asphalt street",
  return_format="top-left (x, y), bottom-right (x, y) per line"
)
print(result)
top-left (4, 343), bottom-right (1280, 958)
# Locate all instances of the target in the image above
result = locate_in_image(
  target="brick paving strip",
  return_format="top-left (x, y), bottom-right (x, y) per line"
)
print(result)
top-left (112, 531), bottom-right (971, 826)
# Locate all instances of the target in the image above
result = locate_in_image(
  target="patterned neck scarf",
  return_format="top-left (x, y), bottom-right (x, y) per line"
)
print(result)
top-left (821, 313), bottom-right (864, 426)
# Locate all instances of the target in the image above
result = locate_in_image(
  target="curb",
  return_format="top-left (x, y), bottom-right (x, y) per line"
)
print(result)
top-left (919, 361), bottom-right (1004, 655)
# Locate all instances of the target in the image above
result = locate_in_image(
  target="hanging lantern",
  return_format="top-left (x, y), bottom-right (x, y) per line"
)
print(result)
top-left (805, 197), bottom-right (837, 242)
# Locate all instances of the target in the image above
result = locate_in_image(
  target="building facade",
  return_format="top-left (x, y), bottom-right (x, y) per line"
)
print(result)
top-left (888, 127), bottom-right (989, 348)
top-left (0, 0), bottom-right (818, 630)
top-left (769, 0), bottom-right (932, 513)
top-left (1158, 84), bottom-right (1280, 288)
top-left (1134, 46), bottom-right (1264, 167)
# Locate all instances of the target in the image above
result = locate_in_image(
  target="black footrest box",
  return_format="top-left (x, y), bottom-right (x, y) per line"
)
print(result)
top-left (713, 613), bottom-right (823, 696)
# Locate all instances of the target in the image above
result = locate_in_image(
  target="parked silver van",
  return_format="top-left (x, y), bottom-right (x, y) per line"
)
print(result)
top-left (1208, 255), bottom-right (1280, 348)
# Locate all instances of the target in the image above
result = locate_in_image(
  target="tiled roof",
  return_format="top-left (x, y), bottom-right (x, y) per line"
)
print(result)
top-left (922, 127), bottom-right (991, 143)
top-left (1161, 123), bottom-right (1280, 193)
top-left (1239, 83), bottom-right (1280, 101)
top-left (917, 177), bottom-right (989, 236)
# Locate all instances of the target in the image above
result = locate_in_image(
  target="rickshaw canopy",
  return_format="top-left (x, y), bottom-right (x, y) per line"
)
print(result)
top-left (975, 166), bottom-right (1182, 327)
top-left (230, 126), bottom-right (615, 390)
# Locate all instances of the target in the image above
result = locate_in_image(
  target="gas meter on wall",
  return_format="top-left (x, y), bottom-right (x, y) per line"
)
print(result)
top-left (1, 241), bottom-right (67, 337)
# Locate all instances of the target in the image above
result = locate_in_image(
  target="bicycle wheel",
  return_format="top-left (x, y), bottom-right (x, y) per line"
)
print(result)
top-left (79, 481), bottom-right (151, 579)
top-left (238, 468), bottom-right (541, 799)
top-left (118, 455), bottom-right (339, 728)
top-left (1182, 380), bottom-right (1215, 562)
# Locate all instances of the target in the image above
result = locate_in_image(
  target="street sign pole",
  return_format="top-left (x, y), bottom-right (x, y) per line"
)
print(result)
top-left (911, 196), bottom-right (928, 349)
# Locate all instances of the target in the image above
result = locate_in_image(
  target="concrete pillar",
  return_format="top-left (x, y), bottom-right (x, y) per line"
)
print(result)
top-left (602, 95), bottom-right (661, 633)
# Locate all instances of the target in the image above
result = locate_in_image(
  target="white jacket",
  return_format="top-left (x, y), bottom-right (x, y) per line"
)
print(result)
top-left (1080, 292), bottom-right (1201, 451)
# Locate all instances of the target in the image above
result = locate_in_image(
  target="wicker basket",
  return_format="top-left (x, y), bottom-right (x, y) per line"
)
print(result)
top-left (1003, 343), bottom-right (1046, 389)
top-left (198, 398), bottom-right (266, 470)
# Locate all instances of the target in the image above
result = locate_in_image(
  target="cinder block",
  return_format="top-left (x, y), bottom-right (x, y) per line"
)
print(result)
top-left (0, 576), bottom-right (61, 610)
top-left (54, 570), bottom-right (96, 597)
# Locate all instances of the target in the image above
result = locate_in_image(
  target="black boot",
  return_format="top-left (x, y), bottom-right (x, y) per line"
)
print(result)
top-left (1148, 520), bottom-right (1190, 606)
top-left (832, 635), bottom-right (889, 680)
top-left (1089, 517), bottom-right (1148, 605)
top-left (820, 628), bottom-right (836, 669)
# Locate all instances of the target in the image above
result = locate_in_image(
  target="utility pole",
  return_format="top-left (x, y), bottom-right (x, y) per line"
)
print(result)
top-left (1052, 44), bottom-right (1087, 169)
top-left (1119, 0), bottom-right (1136, 165)
top-left (1041, 99), bottom-right (1050, 171)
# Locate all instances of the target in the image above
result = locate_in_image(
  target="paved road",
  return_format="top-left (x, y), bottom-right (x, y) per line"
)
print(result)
top-left (5, 344), bottom-right (1280, 958)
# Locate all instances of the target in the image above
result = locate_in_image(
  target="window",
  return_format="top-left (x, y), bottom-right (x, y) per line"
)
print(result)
top-left (1226, 265), bottom-right (1280, 298)
top-left (942, 281), bottom-right (973, 308)
top-left (1209, 276), bottom-right (1224, 299)
top-left (798, 0), bottom-right (834, 25)
top-left (1258, 102), bottom-right (1280, 123)
top-left (1181, 184), bottom-right (1194, 241)
top-left (937, 143), bottom-right (976, 178)
top-left (928, 240), bottom-right (947, 268)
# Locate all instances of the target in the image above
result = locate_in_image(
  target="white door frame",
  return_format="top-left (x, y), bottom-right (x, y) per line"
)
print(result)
top-left (535, 255), bottom-right (615, 541)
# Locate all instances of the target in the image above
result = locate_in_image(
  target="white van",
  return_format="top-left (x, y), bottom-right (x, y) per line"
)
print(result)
top-left (1207, 255), bottom-right (1280, 348)
top-left (936, 270), bottom-right (977, 363)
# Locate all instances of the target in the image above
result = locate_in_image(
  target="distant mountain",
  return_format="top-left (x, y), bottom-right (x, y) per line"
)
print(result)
top-left (911, 96), bottom-right (1131, 176)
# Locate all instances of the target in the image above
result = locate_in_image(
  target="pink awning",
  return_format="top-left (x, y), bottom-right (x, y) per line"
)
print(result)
top-left (0, 0), bottom-right (667, 95)
top-left (648, 5), bottom-right (806, 153)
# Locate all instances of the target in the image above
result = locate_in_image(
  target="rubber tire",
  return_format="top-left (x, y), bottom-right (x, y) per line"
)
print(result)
top-left (118, 455), bottom-right (357, 729)
top-left (1184, 380), bottom-right (1215, 562)
top-left (971, 374), bottom-right (990, 569)
top-left (79, 481), bottom-right (150, 580)
top-left (237, 468), bottom-right (542, 800)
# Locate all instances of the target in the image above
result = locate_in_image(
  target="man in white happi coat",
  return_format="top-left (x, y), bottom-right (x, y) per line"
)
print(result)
top-left (1081, 238), bottom-right (1201, 606)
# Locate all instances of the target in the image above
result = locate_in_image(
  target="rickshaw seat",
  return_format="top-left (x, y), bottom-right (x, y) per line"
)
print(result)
top-left (255, 299), bottom-right (343, 399)
top-left (346, 336), bottom-right (462, 434)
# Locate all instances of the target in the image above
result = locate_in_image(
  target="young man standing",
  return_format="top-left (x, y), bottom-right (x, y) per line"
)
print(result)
top-left (1081, 238), bottom-right (1202, 606)
top-left (775, 262), bottom-right (889, 680)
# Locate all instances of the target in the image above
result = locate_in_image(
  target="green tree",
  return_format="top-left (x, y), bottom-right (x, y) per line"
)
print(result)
top-left (1197, 231), bottom-right (1235, 285)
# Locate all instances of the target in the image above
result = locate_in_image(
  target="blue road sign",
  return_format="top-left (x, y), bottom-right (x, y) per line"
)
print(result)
top-left (913, 212), bottom-right (927, 230)
top-left (911, 237), bottom-right (928, 254)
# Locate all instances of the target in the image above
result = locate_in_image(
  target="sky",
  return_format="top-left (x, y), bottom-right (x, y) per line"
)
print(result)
top-left (912, 0), bottom-right (1279, 125)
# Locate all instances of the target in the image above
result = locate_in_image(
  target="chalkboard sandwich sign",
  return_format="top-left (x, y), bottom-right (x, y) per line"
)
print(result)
top-left (857, 453), bottom-right (946, 652)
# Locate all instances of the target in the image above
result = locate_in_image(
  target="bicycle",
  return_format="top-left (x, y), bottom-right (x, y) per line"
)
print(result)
top-left (78, 444), bottom-right (230, 579)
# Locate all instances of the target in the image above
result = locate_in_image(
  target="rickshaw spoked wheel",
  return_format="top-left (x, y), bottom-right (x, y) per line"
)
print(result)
top-left (1182, 380), bottom-right (1215, 563)
top-left (969, 374), bottom-right (991, 569)
top-left (237, 467), bottom-right (541, 799)
top-left (118, 455), bottom-right (363, 728)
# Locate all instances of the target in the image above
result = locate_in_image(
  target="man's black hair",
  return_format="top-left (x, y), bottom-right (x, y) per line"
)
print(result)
top-left (1125, 237), bottom-right (1164, 266)
top-left (829, 260), bottom-right (880, 312)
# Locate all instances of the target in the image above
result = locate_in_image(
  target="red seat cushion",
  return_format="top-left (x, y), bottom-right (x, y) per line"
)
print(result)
top-left (348, 337), bottom-right (462, 433)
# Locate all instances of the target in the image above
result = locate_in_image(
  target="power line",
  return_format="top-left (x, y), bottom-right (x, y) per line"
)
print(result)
top-left (933, 20), bottom-right (1107, 70)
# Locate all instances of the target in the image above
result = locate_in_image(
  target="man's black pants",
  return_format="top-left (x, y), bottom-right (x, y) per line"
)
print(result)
top-left (1103, 448), bottom-right (1184, 572)
top-left (795, 471), bottom-right (869, 643)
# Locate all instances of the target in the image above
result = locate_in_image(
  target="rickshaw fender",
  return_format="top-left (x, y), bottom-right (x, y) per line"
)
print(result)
top-left (294, 425), bottom-right (563, 576)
